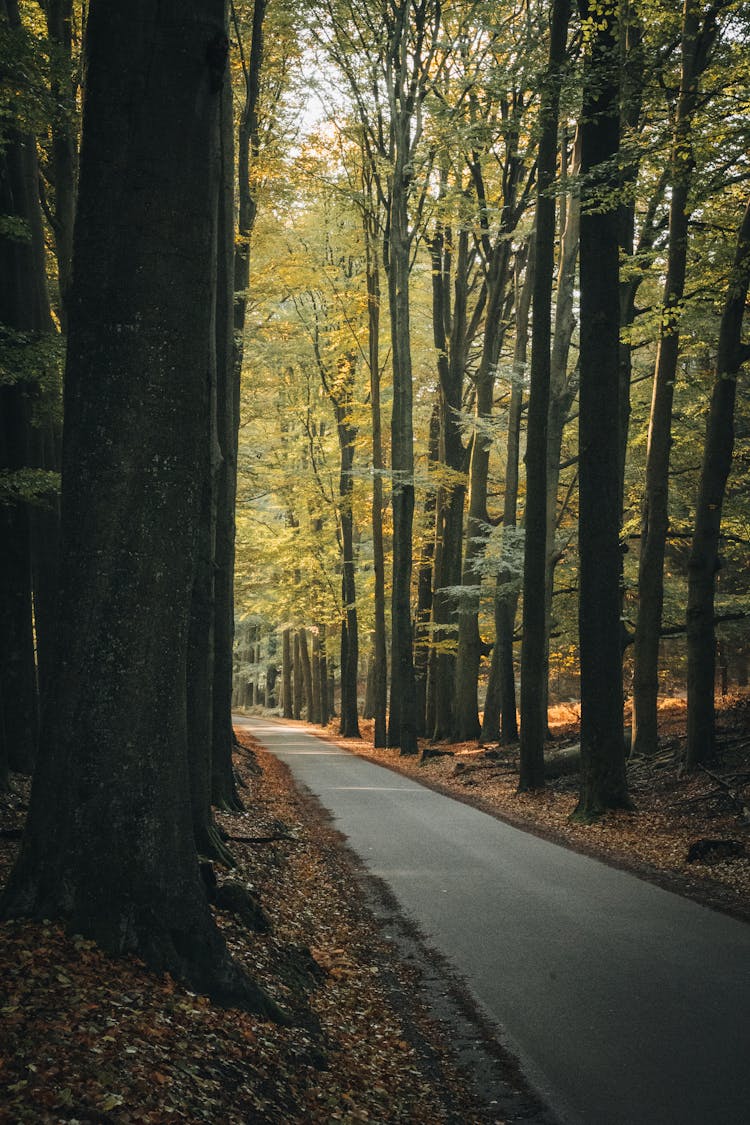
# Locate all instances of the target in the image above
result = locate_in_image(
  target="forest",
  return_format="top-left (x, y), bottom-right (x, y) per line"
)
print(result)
top-left (1, 0), bottom-right (750, 1114)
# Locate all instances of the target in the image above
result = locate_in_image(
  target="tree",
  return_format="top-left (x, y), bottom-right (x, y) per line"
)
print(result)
top-left (574, 0), bottom-right (631, 818)
top-left (632, 0), bottom-right (721, 757)
top-left (518, 0), bottom-right (571, 791)
top-left (1, 0), bottom-right (275, 1013)
top-left (685, 193), bottom-right (750, 768)
top-left (0, 0), bottom-right (57, 776)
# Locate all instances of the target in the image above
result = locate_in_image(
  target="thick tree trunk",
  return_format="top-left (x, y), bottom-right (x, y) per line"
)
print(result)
top-left (685, 195), bottom-right (750, 769)
top-left (1, 0), bottom-right (275, 1014)
top-left (519, 0), bottom-right (570, 791)
top-left (574, 0), bottom-right (631, 819)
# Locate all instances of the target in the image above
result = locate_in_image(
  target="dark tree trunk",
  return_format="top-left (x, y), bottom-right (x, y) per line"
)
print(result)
top-left (311, 630), bottom-right (322, 724)
top-left (319, 626), bottom-right (330, 726)
top-left (453, 248), bottom-right (512, 742)
top-left (519, 0), bottom-right (571, 791)
top-left (574, 0), bottom-right (630, 819)
top-left (293, 631), bottom-right (303, 719)
top-left (281, 627), bottom-right (293, 719)
top-left (1, 0), bottom-right (275, 1014)
top-left (632, 0), bottom-right (717, 757)
top-left (387, 155), bottom-right (418, 754)
top-left (482, 244), bottom-right (534, 744)
top-left (0, 0), bottom-right (57, 774)
top-left (414, 406), bottom-right (439, 736)
top-left (429, 220), bottom-right (469, 741)
top-left (44, 0), bottom-right (78, 323)
top-left (685, 195), bottom-right (750, 769)
top-left (298, 628), bottom-right (313, 720)
top-left (211, 73), bottom-right (243, 813)
top-left (363, 176), bottom-right (388, 746)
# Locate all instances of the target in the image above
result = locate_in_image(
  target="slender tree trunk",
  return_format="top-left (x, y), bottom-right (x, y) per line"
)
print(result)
top-left (575, 0), bottom-right (631, 819)
top-left (311, 630), bottom-right (322, 724)
top-left (1, 0), bottom-right (276, 1014)
top-left (685, 195), bottom-right (750, 768)
top-left (482, 244), bottom-right (534, 744)
top-left (44, 0), bottom-right (78, 323)
top-left (387, 134), bottom-right (418, 754)
top-left (519, 0), bottom-right (571, 790)
top-left (211, 72), bottom-right (243, 812)
top-left (0, 0), bottom-right (56, 774)
top-left (293, 631), bottom-right (303, 719)
top-left (363, 178), bottom-right (388, 746)
top-left (632, 0), bottom-right (717, 757)
top-left (542, 127), bottom-right (580, 728)
top-left (319, 626), bottom-right (330, 726)
top-left (453, 249), bottom-right (511, 741)
top-left (281, 627), bottom-right (293, 719)
top-left (414, 406), bottom-right (439, 735)
top-left (298, 628), bottom-right (313, 720)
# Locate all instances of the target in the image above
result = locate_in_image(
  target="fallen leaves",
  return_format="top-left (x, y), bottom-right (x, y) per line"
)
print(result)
top-left (0, 736), bottom-right (500, 1124)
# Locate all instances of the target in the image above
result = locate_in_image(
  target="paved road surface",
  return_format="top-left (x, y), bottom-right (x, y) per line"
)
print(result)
top-left (237, 716), bottom-right (750, 1125)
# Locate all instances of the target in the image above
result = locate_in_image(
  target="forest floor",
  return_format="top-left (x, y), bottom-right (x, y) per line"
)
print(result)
top-left (0, 731), bottom-right (552, 1124)
top-left (1, 694), bottom-right (747, 1124)
top-left (311, 691), bottom-right (750, 926)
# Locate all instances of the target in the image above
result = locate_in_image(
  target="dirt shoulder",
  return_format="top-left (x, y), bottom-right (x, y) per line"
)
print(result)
top-left (0, 733), bottom-right (554, 1124)
top-left (284, 693), bottom-right (750, 927)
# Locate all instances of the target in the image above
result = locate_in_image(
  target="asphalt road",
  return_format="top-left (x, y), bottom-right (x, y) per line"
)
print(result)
top-left (237, 716), bottom-right (750, 1125)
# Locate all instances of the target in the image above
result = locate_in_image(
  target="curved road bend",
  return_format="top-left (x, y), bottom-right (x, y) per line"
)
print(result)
top-left (236, 716), bottom-right (750, 1125)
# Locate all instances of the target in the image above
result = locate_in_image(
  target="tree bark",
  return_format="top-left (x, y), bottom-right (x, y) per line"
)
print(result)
top-left (1, 0), bottom-right (276, 1014)
top-left (574, 0), bottom-right (630, 819)
top-left (632, 0), bottom-right (718, 757)
top-left (685, 195), bottom-right (750, 768)
top-left (298, 628), bottom-right (313, 720)
top-left (519, 0), bottom-right (571, 790)
top-left (0, 0), bottom-right (57, 774)
top-left (281, 627), bottom-right (294, 719)
top-left (482, 244), bottom-right (534, 744)
top-left (363, 173), bottom-right (388, 746)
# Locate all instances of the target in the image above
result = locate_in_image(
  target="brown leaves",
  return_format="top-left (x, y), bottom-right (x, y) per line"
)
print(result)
top-left (0, 735), bottom-right (488, 1124)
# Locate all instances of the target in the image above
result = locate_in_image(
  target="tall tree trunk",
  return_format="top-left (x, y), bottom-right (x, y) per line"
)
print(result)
top-left (211, 72), bottom-right (243, 812)
top-left (685, 195), bottom-right (750, 769)
top-left (542, 127), bottom-right (580, 729)
top-left (311, 630), bottom-right (322, 724)
top-left (414, 405), bottom-right (439, 735)
top-left (281, 627), bottom-right (294, 719)
top-left (0, 0), bottom-right (57, 774)
top-left (212, 0), bottom-right (266, 809)
top-left (519, 0), bottom-right (571, 790)
top-left (482, 244), bottom-right (533, 744)
top-left (1, 0), bottom-right (276, 1014)
top-left (293, 630), bottom-right (303, 719)
top-left (453, 249), bottom-right (511, 741)
top-left (574, 0), bottom-right (631, 819)
top-left (430, 222), bottom-right (469, 741)
top-left (386, 131), bottom-right (418, 754)
top-left (44, 0), bottom-right (78, 324)
top-left (363, 174), bottom-right (388, 746)
top-left (298, 628), bottom-right (313, 720)
top-left (632, 0), bottom-right (718, 757)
